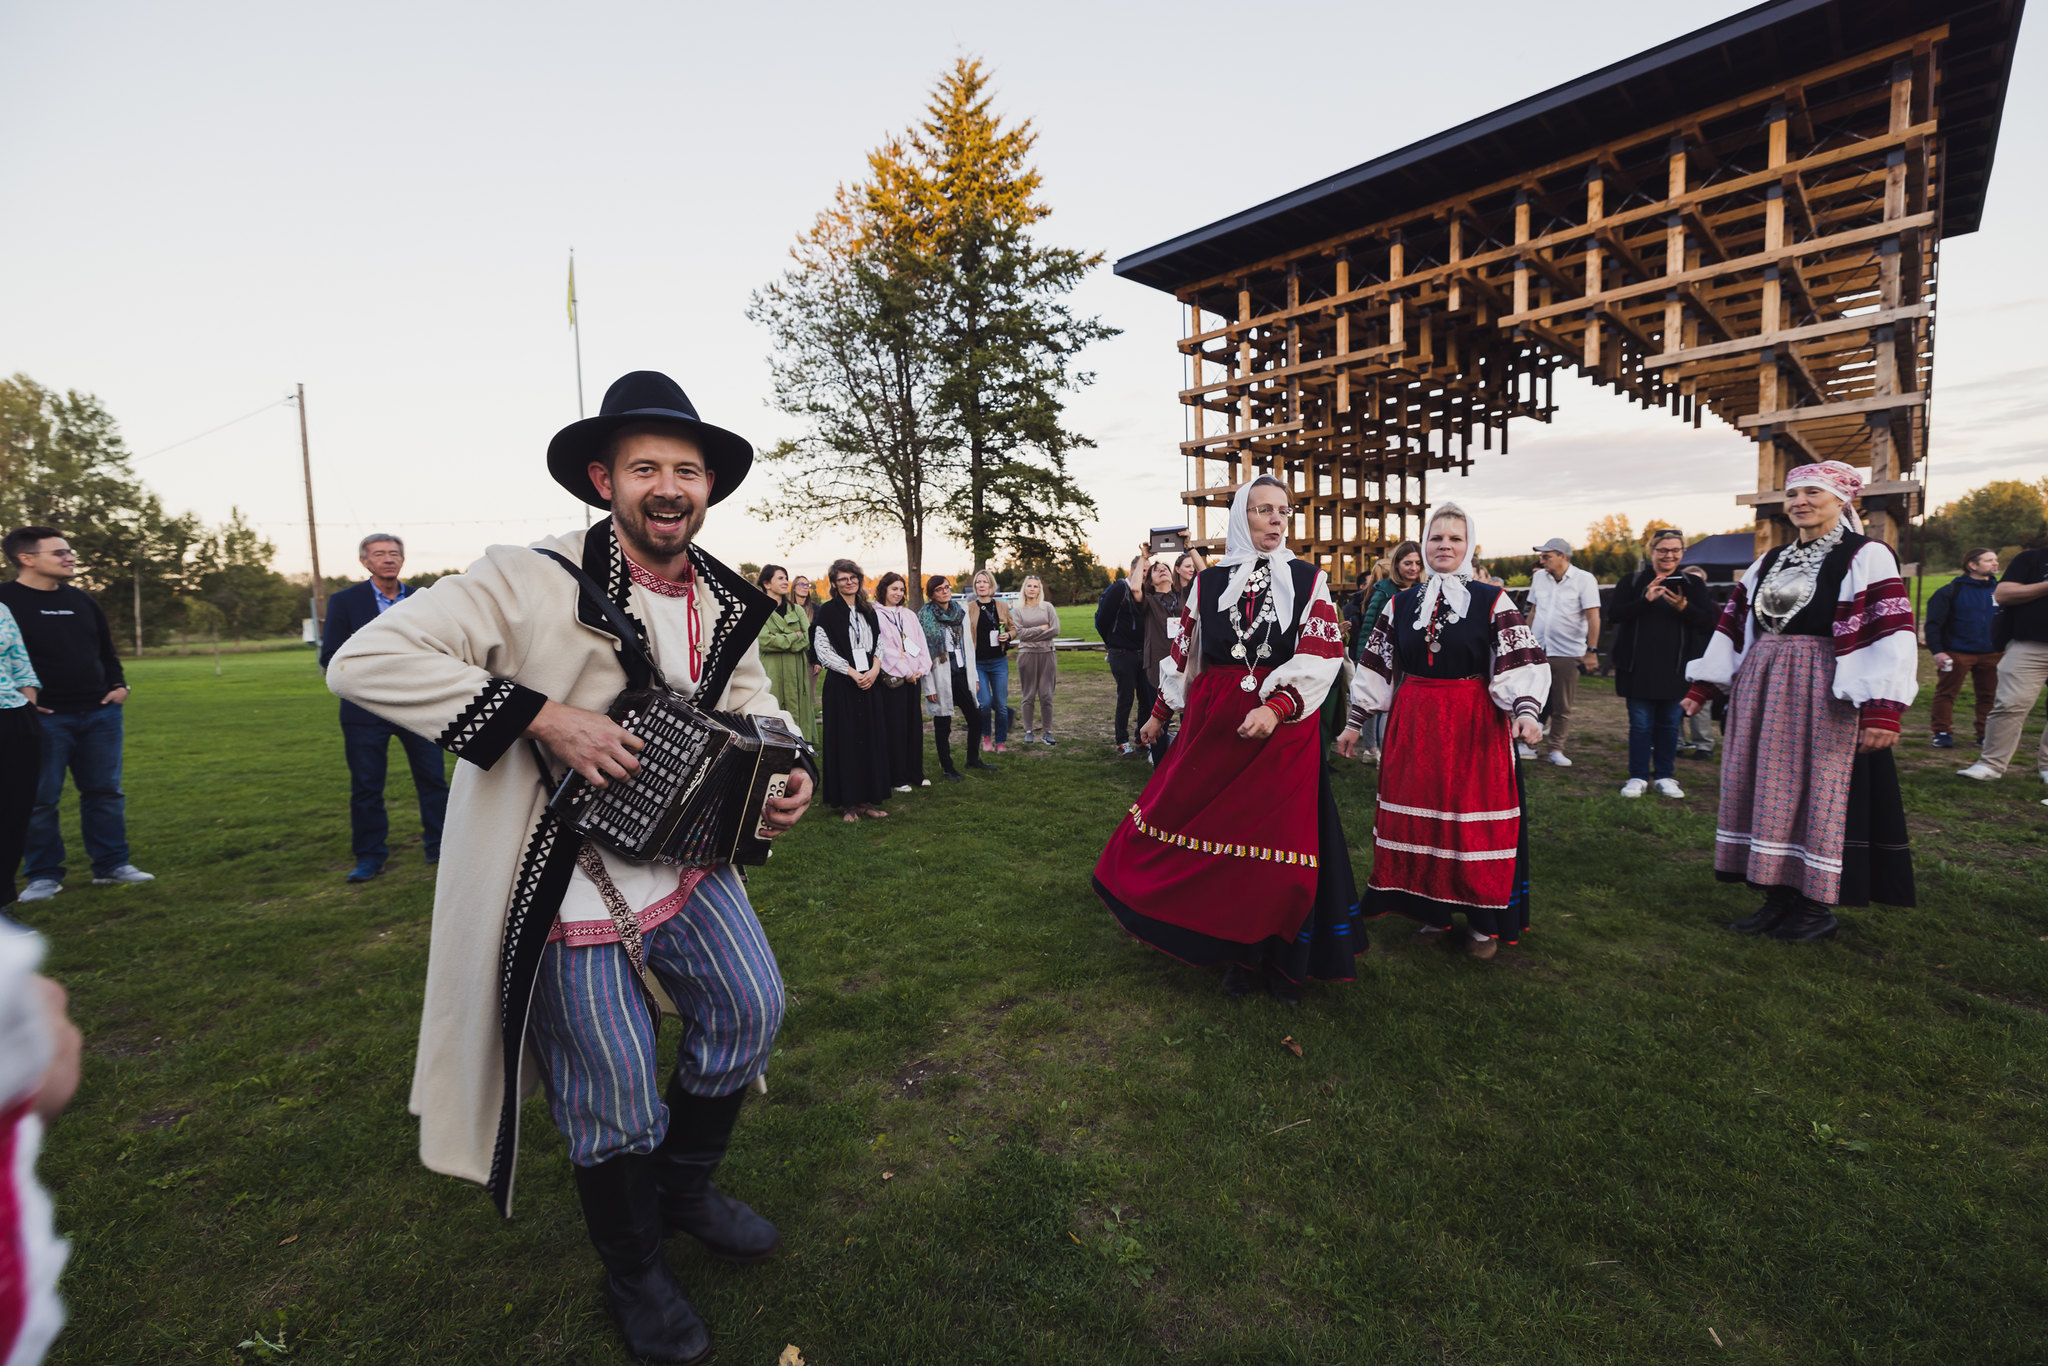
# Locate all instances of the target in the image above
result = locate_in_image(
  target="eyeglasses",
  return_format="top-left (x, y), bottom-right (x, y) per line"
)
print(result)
top-left (38, 548), bottom-right (78, 559)
top-left (1247, 504), bottom-right (1294, 519)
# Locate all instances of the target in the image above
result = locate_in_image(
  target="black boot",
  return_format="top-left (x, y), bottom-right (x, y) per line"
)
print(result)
top-left (1768, 896), bottom-right (1839, 943)
top-left (653, 1080), bottom-right (782, 1262)
top-left (1265, 973), bottom-right (1302, 1006)
top-left (1221, 963), bottom-right (1258, 997)
top-left (1730, 885), bottom-right (1796, 935)
top-left (572, 1156), bottom-right (711, 1366)
top-left (934, 718), bottom-right (963, 781)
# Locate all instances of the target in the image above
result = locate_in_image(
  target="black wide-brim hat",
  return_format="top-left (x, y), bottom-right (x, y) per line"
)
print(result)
top-left (546, 370), bottom-right (753, 508)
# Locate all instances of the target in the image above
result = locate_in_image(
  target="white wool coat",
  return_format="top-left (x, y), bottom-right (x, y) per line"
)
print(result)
top-left (325, 519), bottom-right (788, 1215)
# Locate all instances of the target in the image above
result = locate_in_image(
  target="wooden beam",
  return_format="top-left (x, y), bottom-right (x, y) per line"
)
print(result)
top-left (1737, 391), bottom-right (1928, 429)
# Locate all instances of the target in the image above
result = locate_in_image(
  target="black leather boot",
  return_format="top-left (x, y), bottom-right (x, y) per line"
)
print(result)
top-left (1730, 885), bottom-right (1796, 935)
top-left (654, 1080), bottom-right (782, 1262)
top-left (572, 1156), bottom-right (710, 1366)
top-left (1768, 895), bottom-right (1839, 943)
top-left (1221, 963), bottom-right (1258, 997)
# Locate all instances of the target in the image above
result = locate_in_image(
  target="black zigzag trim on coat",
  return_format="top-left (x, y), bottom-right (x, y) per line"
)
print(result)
top-left (483, 806), bottom-right (581, 1218)
top-left (434, 676), bottom-right (548, 771)
top-left (688, 544), bottom-right (776, 705)
top-left (570, 516), bottom-right (654, 684)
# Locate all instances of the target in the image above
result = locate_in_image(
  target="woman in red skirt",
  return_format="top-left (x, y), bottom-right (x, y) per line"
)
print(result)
top-left (1336, 503), bottom-right (1549, 959)
top-left (1092, 477), bottom-right (1361, 1003)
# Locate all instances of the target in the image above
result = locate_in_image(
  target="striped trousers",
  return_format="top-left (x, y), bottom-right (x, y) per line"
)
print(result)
top-left (529, 865), bottom-right (785, 1167)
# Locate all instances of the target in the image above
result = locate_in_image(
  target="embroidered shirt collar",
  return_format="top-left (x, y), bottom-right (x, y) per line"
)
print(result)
top-left (622, 552), bottom-right (695, 598)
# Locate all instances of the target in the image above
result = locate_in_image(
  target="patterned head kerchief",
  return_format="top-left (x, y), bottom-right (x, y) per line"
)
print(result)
top-left (1785, 461), bottom-right (1865, 534)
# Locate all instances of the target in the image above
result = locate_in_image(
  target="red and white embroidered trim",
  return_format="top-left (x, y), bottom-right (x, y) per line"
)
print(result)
top-left (1126, 802), bottom-right (1317, 869)
top-left (624, 555), bottom-right (695, 598)
top-left (548, 867), bottom-right (709, 945)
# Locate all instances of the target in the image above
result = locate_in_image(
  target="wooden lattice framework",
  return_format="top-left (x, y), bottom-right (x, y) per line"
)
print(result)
top-left (1117, 1), bottom-right (2024, 585)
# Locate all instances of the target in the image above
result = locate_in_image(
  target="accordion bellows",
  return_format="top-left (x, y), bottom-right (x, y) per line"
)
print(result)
top-left (550, 689), bottom-right (816, 867)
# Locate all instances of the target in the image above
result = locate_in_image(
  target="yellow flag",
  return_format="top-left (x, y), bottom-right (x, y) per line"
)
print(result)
top-left (567, 256), bottom-right (577, 327)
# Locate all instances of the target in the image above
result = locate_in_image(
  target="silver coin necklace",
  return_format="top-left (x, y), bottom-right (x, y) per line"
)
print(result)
top-left (1228, 561), bottom-right (1277, 692)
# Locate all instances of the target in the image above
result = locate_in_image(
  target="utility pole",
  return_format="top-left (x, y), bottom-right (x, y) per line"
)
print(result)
top-left (570, 249), bottom-right (589, 528)
top-left (295, 383), bottom-right (326, 646)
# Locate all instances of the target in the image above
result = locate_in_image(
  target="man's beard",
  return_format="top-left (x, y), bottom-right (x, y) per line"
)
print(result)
top-left (612, 492), bottom-right (706, 561)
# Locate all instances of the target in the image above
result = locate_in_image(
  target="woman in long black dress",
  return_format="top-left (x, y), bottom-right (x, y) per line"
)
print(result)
top-left (812, 559), bottom-right (893, 822)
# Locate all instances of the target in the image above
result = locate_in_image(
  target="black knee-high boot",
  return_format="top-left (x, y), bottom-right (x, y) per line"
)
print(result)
top-left (573, 1154), bottom-right (711, 1365)
top-left (653, 1079), bottom-right (782, 1261)
top-left (1730, 883), bottom-right (1798, 935)
top-left (933, 715), bottom-right (960, 778)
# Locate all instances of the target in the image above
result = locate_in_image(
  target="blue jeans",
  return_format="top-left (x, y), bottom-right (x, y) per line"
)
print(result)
top-left (343, 719), bottom-right (450, 863)
top-left (976, 658), bottom-right (1011, 742)
top-left (1626, 698), bottom-right (1682, 780)
top-left (26, 704), bottom-right (130, 882)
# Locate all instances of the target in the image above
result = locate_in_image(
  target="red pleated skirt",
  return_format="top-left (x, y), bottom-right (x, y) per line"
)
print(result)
top-left (1093, 664), bottom-right (1322, 948)
top-left (1365, 676), bottom-right (1531, 938)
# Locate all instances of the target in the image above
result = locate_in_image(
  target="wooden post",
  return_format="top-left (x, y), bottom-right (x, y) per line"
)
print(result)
top-left (132, 562), bottom-right (143, 658)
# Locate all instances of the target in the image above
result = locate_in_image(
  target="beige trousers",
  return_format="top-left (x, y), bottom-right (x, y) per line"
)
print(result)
top-left (1977, 639), bottom-right (2048, 777)
top-left (1546, 657), bottom-right (1582, 751)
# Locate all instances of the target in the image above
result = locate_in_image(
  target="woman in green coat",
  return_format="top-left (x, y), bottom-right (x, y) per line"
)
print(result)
top-left (756, 565), bottom-right (818, 744)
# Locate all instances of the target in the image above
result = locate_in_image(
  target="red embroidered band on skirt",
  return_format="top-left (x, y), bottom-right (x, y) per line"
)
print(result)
top-left (1368, 676), bottom-right (1522, 913)
top-left (1715, 633), bottom-right (1859, 904)
top-left (1093, 664), bottom-right (1320, 948)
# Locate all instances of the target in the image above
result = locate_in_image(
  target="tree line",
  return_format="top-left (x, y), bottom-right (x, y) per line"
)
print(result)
top-left (748, 58), bottom-right (1115, 608)
top-left (1, 373), bottom-right (311, 648)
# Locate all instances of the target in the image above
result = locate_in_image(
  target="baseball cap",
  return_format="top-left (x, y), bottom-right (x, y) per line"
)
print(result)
top-left (1532, 537), bottom-right (1572, 555)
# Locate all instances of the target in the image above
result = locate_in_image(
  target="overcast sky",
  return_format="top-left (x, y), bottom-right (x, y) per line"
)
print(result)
top-left (4, 0), bottom-right (2042, 581)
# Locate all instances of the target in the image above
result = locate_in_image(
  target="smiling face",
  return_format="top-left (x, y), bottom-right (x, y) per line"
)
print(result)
top-left (1785, 485), bottom-right (1844, 538)
top-left (1650, 537), bottom-right (1685, 574)
top-left (833, 570), bottom-right (861, 602)
top-left (1425, 516), bottom-right (1468, 573)
top-left (765, 568), bottom-right (790, 598)
top-left (1175, 553), bottom-right (1198, 588)
top-left (590, 428), bottom-right (713, 563)
top-left (1245, 485), bottom-right (1290, 554)
top-left (791, 577), bottom-right (811, 604)
top-left (882, 579), bottom-right (906, 607)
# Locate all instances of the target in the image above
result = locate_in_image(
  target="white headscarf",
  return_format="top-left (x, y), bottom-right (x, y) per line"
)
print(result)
top-left (1413, 500), bottom-right (1478, 629)
top-left (1215, 476), bottom-right (1298, 630)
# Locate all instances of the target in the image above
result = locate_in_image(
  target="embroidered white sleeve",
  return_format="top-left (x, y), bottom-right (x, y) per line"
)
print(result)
top-left (1487, 594), bottom-right (1551, 715)
top-left (1261, 573), bottom-right (1342, 715)
top-left (1831, 542), bottom-right (1920, 709)
top-left (1157, 581), bottom-right (1196, 714)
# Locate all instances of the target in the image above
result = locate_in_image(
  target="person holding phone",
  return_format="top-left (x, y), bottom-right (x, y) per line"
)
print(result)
top-left (1610, 529), bottom-right (1718, 798)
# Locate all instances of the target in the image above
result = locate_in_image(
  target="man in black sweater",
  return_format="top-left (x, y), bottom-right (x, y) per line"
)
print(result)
top-left (0, 526), bottom-right (155, 903)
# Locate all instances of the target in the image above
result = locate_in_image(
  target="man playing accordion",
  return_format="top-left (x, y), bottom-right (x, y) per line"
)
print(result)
top-left (327, 370), bottom-right (813, 1366)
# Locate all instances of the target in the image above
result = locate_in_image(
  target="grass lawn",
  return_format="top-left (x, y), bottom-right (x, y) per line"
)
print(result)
top-left (23, 648), bottom-right (2048, 1364)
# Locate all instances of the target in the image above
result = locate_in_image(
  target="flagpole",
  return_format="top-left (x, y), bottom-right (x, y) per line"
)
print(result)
top-left (570, 249), bottom-right (588, 528)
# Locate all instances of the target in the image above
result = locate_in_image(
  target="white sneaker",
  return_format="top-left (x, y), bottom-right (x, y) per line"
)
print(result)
top-left (1545, 750), bottom-right (1573, 767)
top-left (1955, 763), bottom-right (1999, 781)
top-left (2039, 770), bottom-right (2048, 787)
top-left (16, 879), bottom-right (61, 902)
top-left (91, 864), bottom-right (155, 886)
top-left (1653, 778), bottom-right (1685, 799)
top-left (1515, 742), bottom-right (1538, 760)
top-left (1620, 779), bottom-right (1647, 798)
top-left (892, 784), bottom-right (913, 793)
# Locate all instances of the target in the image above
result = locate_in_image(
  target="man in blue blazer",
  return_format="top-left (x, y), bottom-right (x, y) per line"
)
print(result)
top-left (320, 533), bottom-right (449, 882)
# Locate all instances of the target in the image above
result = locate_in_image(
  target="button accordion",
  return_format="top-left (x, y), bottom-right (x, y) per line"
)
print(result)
top-left (548, 688), bottom-right (816, 867)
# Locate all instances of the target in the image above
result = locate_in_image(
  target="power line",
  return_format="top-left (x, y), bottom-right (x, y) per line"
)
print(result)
top-left (134, 396), bottom-right (294, 462)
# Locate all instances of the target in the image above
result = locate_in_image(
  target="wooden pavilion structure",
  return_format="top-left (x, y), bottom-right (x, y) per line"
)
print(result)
top-left (1115, 0), bottom-right (2026, 583)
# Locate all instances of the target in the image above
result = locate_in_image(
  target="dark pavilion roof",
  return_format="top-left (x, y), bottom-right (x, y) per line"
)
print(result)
top-left (1116, 0), bottom-right (2027, 294)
